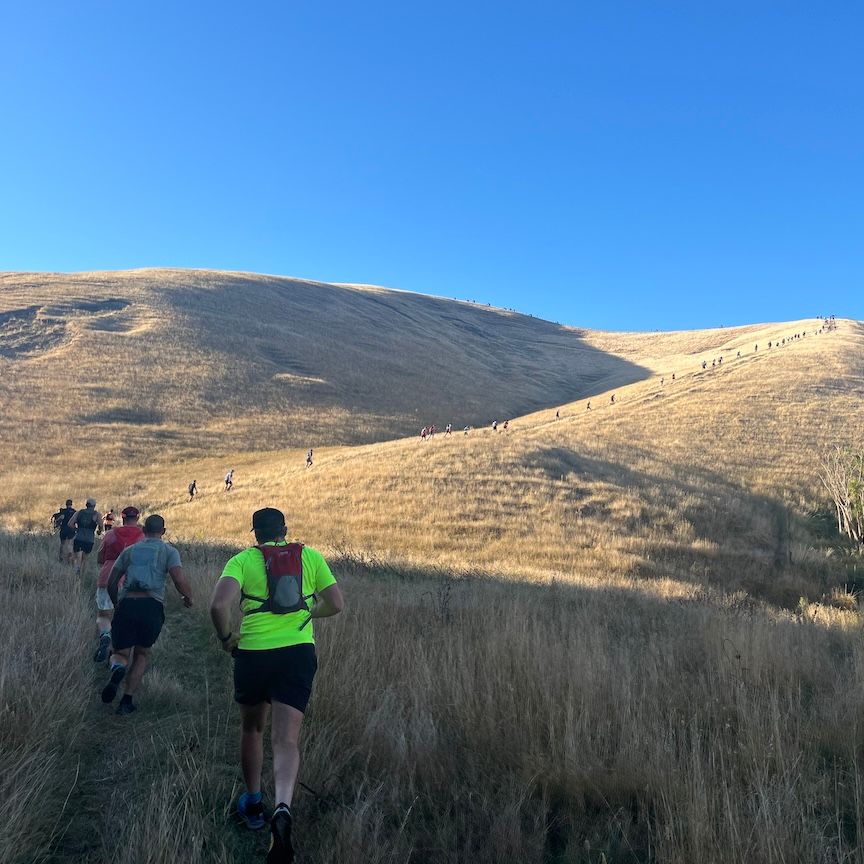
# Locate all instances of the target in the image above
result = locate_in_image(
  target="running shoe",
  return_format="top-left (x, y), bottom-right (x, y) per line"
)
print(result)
top-left (100, 664), bottom-right (126, 703)
top-left (266, 805), bottom-right (294, 863)
top-left (115, 700), bottom-right (137, 716)
top-left (93, 632), bottom-right (111, 663)
top-left (237, 793), bottom-right (266, 831)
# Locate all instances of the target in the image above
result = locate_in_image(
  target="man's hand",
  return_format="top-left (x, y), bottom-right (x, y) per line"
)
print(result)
top-left (219, 632), bottom-right (240, 652)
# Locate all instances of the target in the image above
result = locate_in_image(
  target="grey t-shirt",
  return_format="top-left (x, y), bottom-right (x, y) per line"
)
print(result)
top-left (113, 538), bottom-right (182, 604)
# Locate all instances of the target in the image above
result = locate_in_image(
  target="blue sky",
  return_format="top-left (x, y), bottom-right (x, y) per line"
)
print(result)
top-left (0, 1), bottom-right (860, 330)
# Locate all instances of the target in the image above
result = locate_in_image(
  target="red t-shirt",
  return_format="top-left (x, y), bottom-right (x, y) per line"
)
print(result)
top-left (98, 524), bottom-right (145, 587)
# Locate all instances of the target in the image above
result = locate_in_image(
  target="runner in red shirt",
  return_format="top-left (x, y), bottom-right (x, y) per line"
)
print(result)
top-left (94, 506), bottom-right (145, 663)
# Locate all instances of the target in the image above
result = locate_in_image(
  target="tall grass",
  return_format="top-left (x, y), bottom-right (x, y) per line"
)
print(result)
top-left (0, 534), bottom-right (91, 864)
top-left (4, 533), bottom-right (864, 863)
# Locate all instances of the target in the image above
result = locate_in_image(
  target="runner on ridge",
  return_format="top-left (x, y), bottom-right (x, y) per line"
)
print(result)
top-left (188, 480), bottom-right (198, 501)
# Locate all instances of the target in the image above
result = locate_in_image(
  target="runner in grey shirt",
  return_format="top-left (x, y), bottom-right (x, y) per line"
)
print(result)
top-left (101, 515), bottom-right (193, 715)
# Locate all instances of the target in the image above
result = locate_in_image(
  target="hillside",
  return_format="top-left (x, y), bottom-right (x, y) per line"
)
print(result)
top-left (0, 269), bottom-right (652, 461)
top-left (8, 313), bottom-right (859, 607)
top-left (3, 305), bottom-right (863, 864)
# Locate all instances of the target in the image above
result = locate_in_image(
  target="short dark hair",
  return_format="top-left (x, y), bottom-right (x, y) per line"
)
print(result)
top-left (144, 514), bottom-right (165, 535)
top-left (65, 499), bottom-right (73, 507)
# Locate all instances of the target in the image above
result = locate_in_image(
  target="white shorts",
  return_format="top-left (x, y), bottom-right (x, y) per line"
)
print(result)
top-left (96, 587), bottom-right (114, 612)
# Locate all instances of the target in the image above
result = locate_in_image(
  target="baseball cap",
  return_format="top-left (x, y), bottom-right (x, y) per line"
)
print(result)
top-left (121, 506), bottom-right (140, 519)
top-left (251, 507), bottom-right (286, 534)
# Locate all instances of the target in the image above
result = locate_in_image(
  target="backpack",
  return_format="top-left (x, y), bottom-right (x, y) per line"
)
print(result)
top-left (124, 542), bottom-right (173, 594)
top-left (242, 543), bottom-right (308, 616)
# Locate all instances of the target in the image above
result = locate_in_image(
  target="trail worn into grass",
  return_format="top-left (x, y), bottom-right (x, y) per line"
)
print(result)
top-left (43, 585), bottom-right (262, 864)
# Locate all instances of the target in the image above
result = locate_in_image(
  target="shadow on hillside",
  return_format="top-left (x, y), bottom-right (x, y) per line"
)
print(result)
top-left (157, 273), bottom-right (654, 436)
top-left (524, 445), bottom-right (840, 609)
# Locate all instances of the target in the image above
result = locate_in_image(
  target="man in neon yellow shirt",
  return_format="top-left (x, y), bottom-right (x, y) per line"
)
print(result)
top-left (210, 507), bottom-right (343, 863)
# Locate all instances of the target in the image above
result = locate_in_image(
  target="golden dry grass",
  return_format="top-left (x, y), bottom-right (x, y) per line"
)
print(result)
top-left (1, 271), bottom-right (862, 862)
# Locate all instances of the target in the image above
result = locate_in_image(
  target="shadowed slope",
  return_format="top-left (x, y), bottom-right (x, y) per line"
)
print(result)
top-left (0, 269), bottom-right (650, 458)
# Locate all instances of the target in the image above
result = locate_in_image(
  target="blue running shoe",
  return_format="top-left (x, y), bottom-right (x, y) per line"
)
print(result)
top-left (237, 793), bottom-right (266, 831)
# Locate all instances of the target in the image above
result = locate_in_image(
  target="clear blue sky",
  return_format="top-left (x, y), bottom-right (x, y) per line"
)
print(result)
top-left (0, 2), bottom-right (860, 330)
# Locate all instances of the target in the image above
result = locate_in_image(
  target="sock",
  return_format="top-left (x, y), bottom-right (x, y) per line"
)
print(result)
top-left (120, 693), bottom-right (133, 705)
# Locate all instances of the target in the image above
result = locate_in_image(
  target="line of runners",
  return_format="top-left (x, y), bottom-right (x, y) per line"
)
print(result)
top-left (51, 501), bottom-right (344, 864)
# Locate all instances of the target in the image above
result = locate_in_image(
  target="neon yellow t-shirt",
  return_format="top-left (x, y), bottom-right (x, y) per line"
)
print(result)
top-left (220, 542), bottom-right (337, 650)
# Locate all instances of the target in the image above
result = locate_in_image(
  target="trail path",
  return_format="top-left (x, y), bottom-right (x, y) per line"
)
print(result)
top-left (44, 585), bottom-right (261, 864)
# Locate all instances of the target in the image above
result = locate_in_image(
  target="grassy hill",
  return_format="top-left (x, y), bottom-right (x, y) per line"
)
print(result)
top-left (0, 268), bottom-right (652, 461)
top-left (2, 270), bottom-right (863, 863)
top-left (14, 312), bottom-right (853, 607)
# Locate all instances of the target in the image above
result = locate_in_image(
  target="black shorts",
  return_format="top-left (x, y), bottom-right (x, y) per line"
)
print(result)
top-left (233, 644), bottom-right (317, 712)
top-left (112, 598), bottom-right (165, 650)
top-left (73, 538), bottom-right (94, 554)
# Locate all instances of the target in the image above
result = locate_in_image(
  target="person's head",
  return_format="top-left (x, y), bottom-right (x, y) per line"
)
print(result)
top-left (251, 507), bottom-right (287, 544)
top-left (86, 497), bottom-right (96, 509)
top-left (143, 514), bottom-right (166, 537)
top-left (121, 506), bottom-right (140, 525)
top-left (65, 499), bottom-right (73, 508)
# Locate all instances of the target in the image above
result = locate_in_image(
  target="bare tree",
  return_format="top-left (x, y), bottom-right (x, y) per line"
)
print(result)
top-left (820, 446), bottom-right (864, 545)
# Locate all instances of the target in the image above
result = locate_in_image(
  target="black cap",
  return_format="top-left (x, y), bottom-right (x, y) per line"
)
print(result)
top-left (251, 507), bottom-right (286, 534)
top-left (144, 514), bottom-right (165, 534)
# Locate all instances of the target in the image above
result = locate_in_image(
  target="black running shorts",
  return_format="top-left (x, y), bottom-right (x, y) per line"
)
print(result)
top-left (112, 598), bottom-right (165, 650)
top-left (233, 644), bottom-right (317, 712)
top-left (73, 538), bottom-right (94, 554)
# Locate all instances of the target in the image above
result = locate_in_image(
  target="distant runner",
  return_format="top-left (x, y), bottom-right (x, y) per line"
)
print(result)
top-left (587, 401), bottom-right (591, 410)
top-left (305, 449), bottom-right (313, 469)
top-left (188, 480), bottom-right (198, 501)
top-left (503, 420), bottom-right (509, 431)
top-left (53, 499), bottom-right (76, 563)
top-left (445, 423), bottom-right (452, 436)
top-left (69, 498), bottom-right (102, 577)
top-left (101, 510), bottom-right (116, 534)
top-left (225, 469), bottom-right (235, 492)
top-left (93, 507), bottom-right (144, 663)
top-left (463, 426), bottom-right (469, 435)
top-left (102, 514), bottom-right (193, 715)
top-left (492, 420), bottom-right (498, 431)
top-left (555, 410), bottom-right (560, 420)
top-left (210, 508), bottom-right (344, 857)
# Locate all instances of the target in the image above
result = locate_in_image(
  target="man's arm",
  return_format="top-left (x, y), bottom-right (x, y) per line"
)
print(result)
top-left (168, 565), bottom-right (193, 607)
top-left (210, 577), bottom-right (241, 650)
top-left (67, 510), bottom-right (80, 532)
top-left (107, 554), bottom-right (127, 606)
top-left (299, 583), bottom-right (344, 630)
